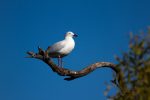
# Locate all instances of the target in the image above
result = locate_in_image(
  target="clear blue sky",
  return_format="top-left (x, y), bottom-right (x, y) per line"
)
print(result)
top-left (0, 0), bottom-right (150, 100)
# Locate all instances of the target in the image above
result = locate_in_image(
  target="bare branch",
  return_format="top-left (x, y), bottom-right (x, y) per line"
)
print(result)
top-left (26, 47), bottom-right (121, 86)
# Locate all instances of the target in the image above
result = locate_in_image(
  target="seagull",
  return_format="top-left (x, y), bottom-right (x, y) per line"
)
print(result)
top-left (47, 31), bottom-right (78, 67)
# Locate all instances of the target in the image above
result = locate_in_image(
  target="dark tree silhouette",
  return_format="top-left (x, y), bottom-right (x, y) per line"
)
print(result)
top-left (106, 27), bottom-right (150, 100)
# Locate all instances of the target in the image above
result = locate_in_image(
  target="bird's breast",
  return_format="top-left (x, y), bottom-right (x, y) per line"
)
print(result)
top-left (48, 37), bottom-right (75, 58)
top-left (59, 39), bottom-right (75, 55)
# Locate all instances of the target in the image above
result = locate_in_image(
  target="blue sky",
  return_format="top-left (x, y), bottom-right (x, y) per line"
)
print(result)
top-left (0, 0), bottom-right (150, 100)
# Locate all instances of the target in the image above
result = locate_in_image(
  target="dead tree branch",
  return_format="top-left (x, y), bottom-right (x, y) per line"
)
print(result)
top-left (26, 47), bottom-right (120, 85)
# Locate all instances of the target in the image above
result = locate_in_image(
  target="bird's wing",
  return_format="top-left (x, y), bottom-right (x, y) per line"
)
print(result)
top-left (47, 40), bottom-right (66, 53)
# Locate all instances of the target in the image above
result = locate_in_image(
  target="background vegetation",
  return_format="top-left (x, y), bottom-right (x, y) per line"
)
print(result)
top-left (108, 27), bottom-right (150, 100)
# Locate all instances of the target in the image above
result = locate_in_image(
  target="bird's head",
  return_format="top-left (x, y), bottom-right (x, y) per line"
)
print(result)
top-left (65, 31), bottom-right (78, 38)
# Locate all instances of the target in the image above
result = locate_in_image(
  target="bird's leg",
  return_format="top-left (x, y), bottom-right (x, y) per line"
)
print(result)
top-left (58, 57), bottom-right (60, 67)
top-left (58, 55), bottom-right (61, 67)
top-left (60, 58), bottom-right (63, 68)
top-left (57, 55), bottom-right (63, 67)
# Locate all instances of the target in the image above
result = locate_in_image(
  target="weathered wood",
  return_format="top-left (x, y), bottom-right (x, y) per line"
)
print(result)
top-left (26, 47), bottom-right (120, 84)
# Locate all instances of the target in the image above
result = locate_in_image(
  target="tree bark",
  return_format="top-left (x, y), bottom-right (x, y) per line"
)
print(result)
top-left (26, 47), bottom-right (120, 83)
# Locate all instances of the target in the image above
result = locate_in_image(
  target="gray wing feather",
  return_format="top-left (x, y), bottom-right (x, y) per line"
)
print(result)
top-left (48, 40), bottom-right (66, 53)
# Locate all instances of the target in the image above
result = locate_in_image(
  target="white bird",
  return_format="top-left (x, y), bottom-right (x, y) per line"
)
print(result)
top-left (47, 31), bottom-right (78, 67)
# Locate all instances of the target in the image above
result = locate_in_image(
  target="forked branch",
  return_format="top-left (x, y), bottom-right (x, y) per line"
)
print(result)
top-left (26, 47), bottom-right (121, 86)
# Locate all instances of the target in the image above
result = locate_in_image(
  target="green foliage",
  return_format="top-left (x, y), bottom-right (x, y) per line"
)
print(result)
top-left (109, 28), bottom-right (150, 100)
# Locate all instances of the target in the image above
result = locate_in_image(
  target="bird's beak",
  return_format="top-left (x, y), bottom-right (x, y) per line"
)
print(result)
top-left (73, 34), bottom-right (78, 37)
